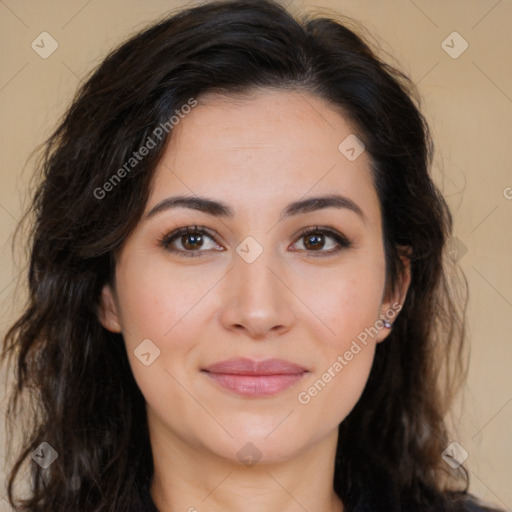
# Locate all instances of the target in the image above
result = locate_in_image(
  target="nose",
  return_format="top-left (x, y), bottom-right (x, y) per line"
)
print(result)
top-left (218, 246), bottom-right (295, 340)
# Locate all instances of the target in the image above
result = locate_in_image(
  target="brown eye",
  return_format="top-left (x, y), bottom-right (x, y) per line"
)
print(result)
top-left (292, 226), bottom-right (352, 256)
top-left (180, 231), bottom-right (205, 250)
top-left (160, 226), bottom-right (222, 257)
top-left (303, 232), bottom-right (326, 250)
top-left (159, 224), bottom-right (352, 259)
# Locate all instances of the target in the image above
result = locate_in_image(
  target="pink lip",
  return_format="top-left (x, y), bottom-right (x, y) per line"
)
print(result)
top-left (202, 358), bottom-right (308, 397)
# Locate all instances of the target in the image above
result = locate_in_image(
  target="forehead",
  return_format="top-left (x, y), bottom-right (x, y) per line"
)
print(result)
top-left (171, 88), bottom-right (354, 153)
top-left (148, 88), bottom-right (380, 225)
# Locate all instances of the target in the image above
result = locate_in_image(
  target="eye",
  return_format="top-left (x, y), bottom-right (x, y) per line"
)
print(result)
top-left (159, 224), bottom-right (352, 258)
top-left (158, 225), bottom-right (223, 258)
top-left (291, 225), bottom-right (352, 257)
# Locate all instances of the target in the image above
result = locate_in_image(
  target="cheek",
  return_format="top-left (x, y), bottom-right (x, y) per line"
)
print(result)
top-left (298, 257), bottom-right (386, 348)
top-left (114, 263), bottom-right (207, 436)
top-left (292, 255), bottom-right (385, 419)
top-left (115, 256), bottom-right (215, 343)
top-left (295, 341), bottom-right (376, 440)
top-left (294, 272), bottom-right (382, 426)
top-left (114, 257), bottom-right (221, 398)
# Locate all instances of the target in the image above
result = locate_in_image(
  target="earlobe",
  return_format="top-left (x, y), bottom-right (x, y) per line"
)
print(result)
top-left (375, 303), bottom-right (401, 344)
top-left (97, 283), bottom-right (122, 333)
top-left (376, 251), bottom-right (412, 344)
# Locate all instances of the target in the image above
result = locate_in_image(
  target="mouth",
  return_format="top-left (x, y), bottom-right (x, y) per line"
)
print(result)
top-left (201, 357), bottom-right (309, 397)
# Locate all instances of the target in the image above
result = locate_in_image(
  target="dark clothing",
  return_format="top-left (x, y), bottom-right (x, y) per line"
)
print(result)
top-left (135, 480), bottom-right (502, 512)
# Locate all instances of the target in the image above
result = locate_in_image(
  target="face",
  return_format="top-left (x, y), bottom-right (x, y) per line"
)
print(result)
top-left (99, 88), bottom-right (409, 465)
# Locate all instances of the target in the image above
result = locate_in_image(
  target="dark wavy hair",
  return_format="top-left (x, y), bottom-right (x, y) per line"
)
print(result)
top-left (1, 1), bottom-right (501, 511)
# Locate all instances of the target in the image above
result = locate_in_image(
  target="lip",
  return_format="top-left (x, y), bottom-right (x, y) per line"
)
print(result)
top-left (202, 358), bottom-right (309, 397)
top-left (203, 357), bottom-right (308, 375)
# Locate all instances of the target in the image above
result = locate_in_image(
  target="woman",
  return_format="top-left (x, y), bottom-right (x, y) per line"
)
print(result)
top-left (1, 0), bottom-right (503, 511)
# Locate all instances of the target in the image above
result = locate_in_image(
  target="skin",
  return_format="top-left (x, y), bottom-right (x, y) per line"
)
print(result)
top-left (98, 88), bottom-right (410, 512)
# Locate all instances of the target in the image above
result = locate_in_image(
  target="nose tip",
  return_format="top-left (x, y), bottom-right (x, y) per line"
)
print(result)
top-left (218, 254), bottom-right (294, 340)
top-left (231, 319), bottom-right (288, 339)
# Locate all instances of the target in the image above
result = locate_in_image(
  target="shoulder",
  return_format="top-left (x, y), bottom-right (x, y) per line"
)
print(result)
top-left (453, 492), bottom-right (504, 512)
top-left (463, 501), bottom-right (504, 512)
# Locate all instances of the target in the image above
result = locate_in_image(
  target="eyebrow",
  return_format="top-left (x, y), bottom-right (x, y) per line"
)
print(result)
top-left (146, 193), bottom-right (366, 223)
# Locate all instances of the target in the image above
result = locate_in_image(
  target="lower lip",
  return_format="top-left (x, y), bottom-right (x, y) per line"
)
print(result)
top-left (203, 371), bottom-right (307, 397)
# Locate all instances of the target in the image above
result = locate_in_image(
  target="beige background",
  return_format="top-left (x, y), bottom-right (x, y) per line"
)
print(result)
top-left (1, 0), bottom-right (511, 510)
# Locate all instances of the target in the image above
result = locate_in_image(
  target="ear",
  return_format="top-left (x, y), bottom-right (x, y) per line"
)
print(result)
top-left (97, 283), bottom-right (122, 333)
top-left (375, 248), bottom-right (411, 344)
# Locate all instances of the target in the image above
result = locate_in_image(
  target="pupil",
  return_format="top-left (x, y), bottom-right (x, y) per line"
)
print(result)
top-left (306, 234), bottom-right (323, 250)
top-left (183, 233), bottom-right (202, 249)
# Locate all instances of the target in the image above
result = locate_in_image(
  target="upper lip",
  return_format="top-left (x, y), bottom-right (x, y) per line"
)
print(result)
top-left (202, 357), bottom-right (308, 375)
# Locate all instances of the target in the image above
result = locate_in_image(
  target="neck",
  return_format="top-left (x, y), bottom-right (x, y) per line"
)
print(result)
top-left (147, 412), bottom-right (344, 512)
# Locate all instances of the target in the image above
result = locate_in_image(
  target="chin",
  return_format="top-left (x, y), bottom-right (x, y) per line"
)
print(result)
top-left (209, 424), bottom-right (312, 465)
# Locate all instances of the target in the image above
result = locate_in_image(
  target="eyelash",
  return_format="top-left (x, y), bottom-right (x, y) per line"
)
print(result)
top-left (158, 224), bottom-right (352, 258)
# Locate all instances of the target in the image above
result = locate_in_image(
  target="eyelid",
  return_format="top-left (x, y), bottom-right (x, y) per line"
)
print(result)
top-left (158, 225), bottom-right (222, 257)
top-left (291, 225), bottom-right (352, 256)
top-left (158, 224), bottom-right (352, 257)
top-left (293, 224), bottom-right (351, 245)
